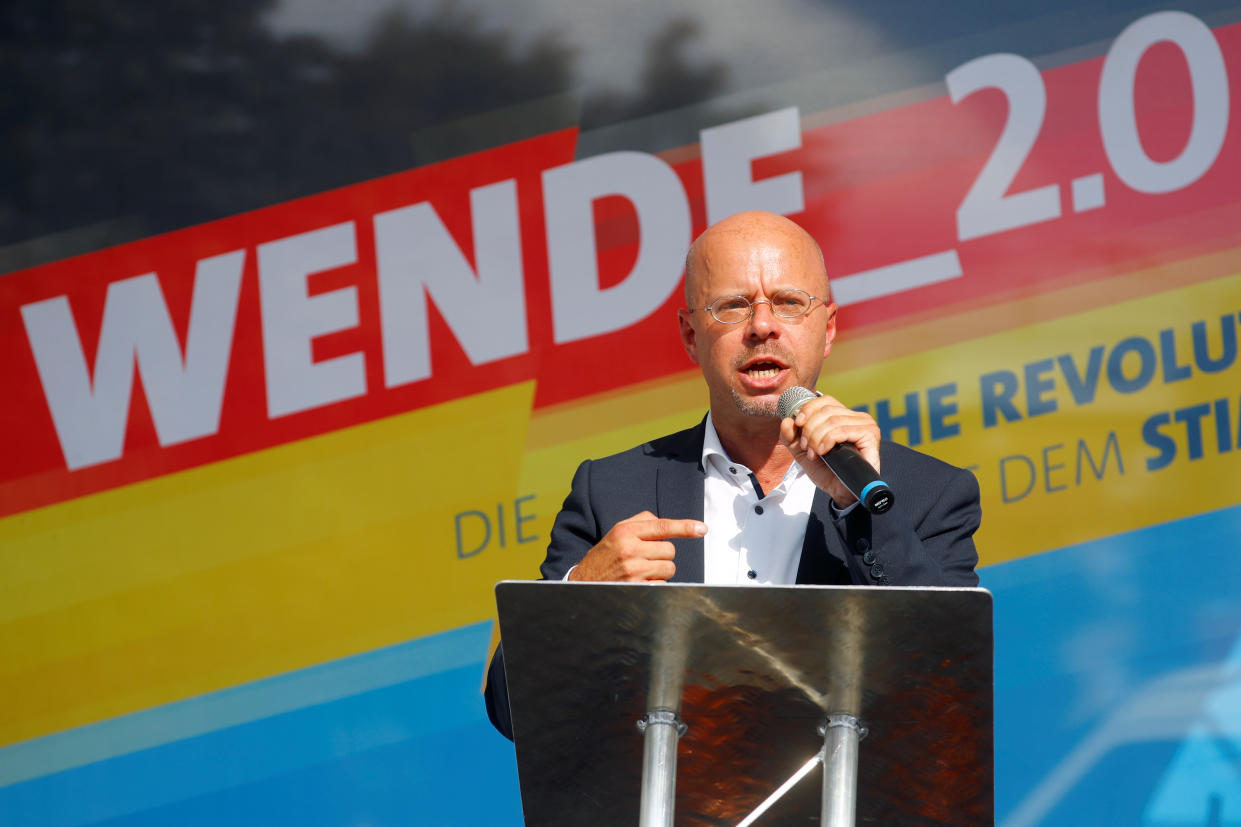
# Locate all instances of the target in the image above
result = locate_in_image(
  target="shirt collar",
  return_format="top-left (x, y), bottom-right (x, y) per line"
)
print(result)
top-left (701, 411), bottom-right (807, 489)
top-left (701, 412), bottom-right (729, 469)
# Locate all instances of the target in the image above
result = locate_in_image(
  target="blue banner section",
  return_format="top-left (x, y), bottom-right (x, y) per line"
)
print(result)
top-left (984, 504), bottom-right (1241, 827)
top-left (0, 623), bottom-right (521, 826)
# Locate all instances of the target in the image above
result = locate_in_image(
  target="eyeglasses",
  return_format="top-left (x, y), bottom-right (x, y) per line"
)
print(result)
top-left (689, 289), bottom-right (826, 324)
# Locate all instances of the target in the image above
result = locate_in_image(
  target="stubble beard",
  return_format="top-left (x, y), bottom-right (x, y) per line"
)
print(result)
top-left (727, 345), bottom-right (797, 418)
top-left (728, 386), bottom-right (780, 418)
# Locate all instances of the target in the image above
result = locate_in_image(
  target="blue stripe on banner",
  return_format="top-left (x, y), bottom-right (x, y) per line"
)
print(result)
top-left (92, 719), bottom-right (521, 827)
top-left (983, 503), bottom-right (1241, 827)
top-left (0, 621), bottom-right (493, 788)
top-left (0, 622), bottom-right (521, 827)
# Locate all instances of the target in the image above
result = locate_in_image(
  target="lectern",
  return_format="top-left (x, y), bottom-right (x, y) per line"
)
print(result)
top-left (495, 582), bottom-right (992, 826)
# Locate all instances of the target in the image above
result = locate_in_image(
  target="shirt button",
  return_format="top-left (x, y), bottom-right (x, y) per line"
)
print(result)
top-left (729, 466), bottom-right (737, 474)
top-left (747, 569), bottom-right (758, 580)
top-left (754, 505), bottom-right (764, 514)
top-left (870, 563), bottom-right (885, 580)
top-left (863, 550), bottom-right (876, 566)
top-left (855, 537), bottom-right (871, 552)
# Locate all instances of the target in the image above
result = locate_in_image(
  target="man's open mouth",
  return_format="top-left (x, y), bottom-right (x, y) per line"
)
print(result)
top-left (742, 360), bottom-right (785, 379)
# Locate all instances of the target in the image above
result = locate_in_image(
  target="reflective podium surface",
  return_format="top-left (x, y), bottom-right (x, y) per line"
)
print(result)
top-left (496, 582), bottom-right (993, 826)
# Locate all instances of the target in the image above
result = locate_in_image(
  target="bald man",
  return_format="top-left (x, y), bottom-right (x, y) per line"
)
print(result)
top-left (485, 211), bottom-right (980, 739)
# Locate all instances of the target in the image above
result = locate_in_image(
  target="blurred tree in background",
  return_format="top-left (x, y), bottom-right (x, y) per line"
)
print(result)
top-left (0, 0), bottom-right (729, 261)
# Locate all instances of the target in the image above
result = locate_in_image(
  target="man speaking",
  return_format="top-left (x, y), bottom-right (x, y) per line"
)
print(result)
top-left (485, 210), bottom-right (980, 739)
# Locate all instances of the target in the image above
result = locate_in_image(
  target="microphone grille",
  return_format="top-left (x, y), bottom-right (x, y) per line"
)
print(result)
top-left (777, 386), bottom-right (818, 419)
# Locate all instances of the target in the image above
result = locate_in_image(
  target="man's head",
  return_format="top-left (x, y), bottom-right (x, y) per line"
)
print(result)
top-left (677, 211), bottom-right (837, 429)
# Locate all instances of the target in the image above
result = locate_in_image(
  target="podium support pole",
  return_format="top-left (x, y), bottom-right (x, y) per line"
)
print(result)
top-left (637, 596), bottom-right (692, 827)
top-left (820, 714), bottom-right (866, 826)
top-left (637, 708), bottom-right (685, 827)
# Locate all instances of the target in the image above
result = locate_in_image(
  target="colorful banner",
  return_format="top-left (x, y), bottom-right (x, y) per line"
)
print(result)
top-left (2, 8), bottom-right (1240, 825)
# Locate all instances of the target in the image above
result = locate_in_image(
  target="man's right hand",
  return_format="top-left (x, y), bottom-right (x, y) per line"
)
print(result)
top-left (568, 510), bottom-right (707, 582)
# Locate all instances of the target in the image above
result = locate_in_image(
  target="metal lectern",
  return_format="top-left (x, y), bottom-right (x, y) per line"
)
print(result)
top-left (494, 582), bottom-right (992, 826)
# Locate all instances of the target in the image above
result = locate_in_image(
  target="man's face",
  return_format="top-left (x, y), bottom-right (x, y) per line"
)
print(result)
top-left (677, 217), bottom-right (836, 426)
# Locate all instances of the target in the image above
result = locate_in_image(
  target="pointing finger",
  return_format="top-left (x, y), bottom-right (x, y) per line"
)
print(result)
top-left (630, 518), bottom-right (708, 540)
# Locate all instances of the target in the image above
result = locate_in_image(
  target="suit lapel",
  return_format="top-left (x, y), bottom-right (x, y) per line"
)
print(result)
top-left (654, 420), bottom-right (707, 584)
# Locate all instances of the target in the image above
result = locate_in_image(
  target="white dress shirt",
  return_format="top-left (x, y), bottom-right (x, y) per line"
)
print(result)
top-left (563, 414), bottom-right (847, 583)
top-left (700, 413), bottom-right (818, 585)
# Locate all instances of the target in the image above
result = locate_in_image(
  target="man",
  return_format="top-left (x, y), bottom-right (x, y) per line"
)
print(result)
top-left (485, 210), bottom-right (980, 740)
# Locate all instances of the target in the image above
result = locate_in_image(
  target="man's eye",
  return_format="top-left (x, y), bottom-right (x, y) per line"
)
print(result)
top-left (714, 298), bottom-right (749, 313)
top-left (774, 293), bottom-right (808, 310)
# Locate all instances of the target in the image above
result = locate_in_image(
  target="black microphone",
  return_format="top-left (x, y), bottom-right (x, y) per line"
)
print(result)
top-left (777, 386), bottom-right (894, 514)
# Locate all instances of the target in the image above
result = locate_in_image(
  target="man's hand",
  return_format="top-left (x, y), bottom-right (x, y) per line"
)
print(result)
top-left (568, 510), bottom-right (707, 582)
top-left (779, 393), bottom-right (882, 507)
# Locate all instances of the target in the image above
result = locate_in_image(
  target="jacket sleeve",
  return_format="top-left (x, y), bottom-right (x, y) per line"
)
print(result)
top-left (484, 459), bottom-right (603, 741)
top-left (538, 459), bottom-right (604, 581)
top-left (483, 642), bottom-right (514, 741)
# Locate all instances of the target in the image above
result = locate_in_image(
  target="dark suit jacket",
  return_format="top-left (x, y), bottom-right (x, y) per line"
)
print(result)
top-left (484, 419), bottom-right (981, 740)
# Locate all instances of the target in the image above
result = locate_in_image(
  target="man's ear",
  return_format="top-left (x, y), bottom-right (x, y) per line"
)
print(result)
top-left (822, 302), bottom-right (838, 359)
top-left (677, 308), bottom-right (700, 365)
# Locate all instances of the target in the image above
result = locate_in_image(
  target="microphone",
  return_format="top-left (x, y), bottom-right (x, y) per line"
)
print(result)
top-left (777, 386), bottom-right (894, 514)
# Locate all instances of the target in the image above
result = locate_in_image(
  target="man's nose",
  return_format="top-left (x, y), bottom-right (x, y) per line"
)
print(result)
top-left (746, 300), bottom-right (780, 338)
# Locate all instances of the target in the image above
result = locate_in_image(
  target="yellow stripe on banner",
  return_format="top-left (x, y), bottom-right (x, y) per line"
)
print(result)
top-left (0, 383), bottom-right (536, 747)
top-left (520, 371), bottom-right (707, 505)
top-left (824, 271), bottom-right (1241, 566)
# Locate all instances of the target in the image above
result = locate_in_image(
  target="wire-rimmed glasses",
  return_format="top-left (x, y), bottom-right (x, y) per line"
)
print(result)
top-left (688, 289), bottom-right (826, 324)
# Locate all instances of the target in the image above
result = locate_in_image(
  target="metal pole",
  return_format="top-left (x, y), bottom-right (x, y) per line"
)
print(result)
top-left (636, 593), bottom-right (693, 827)
top-left (637, 708), bottom-right (686, 827)
top-left (820, 714), bottom-right (866, 827)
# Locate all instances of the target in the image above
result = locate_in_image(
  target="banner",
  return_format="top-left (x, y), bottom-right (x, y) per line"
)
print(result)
top-left (2, 8), bottom-right (1240, 825)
